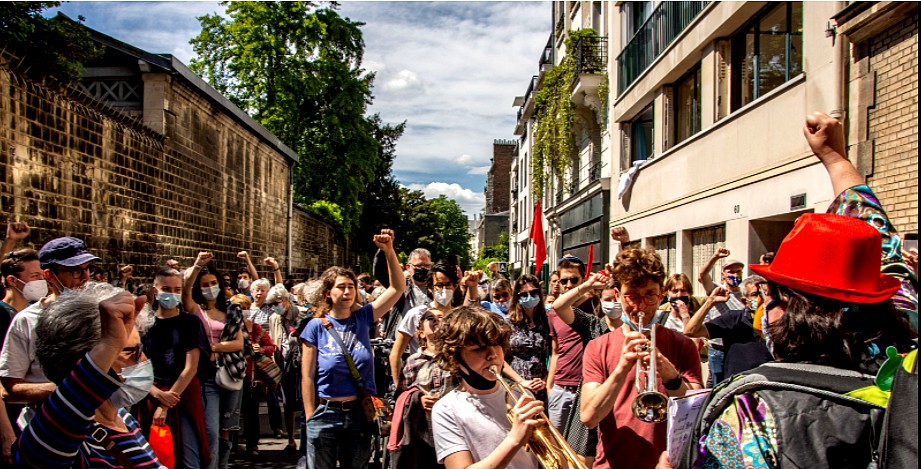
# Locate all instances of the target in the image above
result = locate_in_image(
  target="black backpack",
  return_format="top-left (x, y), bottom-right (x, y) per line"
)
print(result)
top-left (677, 362), bottom-right (886, 469)
top-left (878, 349), bottom-right (918, 468)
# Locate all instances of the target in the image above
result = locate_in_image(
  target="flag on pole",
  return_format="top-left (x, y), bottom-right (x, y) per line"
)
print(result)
top-left (530, 201), bottom-right (546, 275)
top-left (586, 243), bottom-right (594, 275)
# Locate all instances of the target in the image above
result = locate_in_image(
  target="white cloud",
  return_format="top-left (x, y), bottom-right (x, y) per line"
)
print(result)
top-left (382, 69), bottom-right (422, 93)
top-left (406, 182), bottom-right (485, 217)
top-left (456, 154), bottom-right (476, 165)
top-left (467, 166), bottom-right (490, 175)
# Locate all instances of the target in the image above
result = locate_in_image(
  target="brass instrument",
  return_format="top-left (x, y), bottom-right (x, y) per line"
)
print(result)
top-left (489, 366), bottom-right (588, 469)
top-left (631, 312), bottom-right (669, 423)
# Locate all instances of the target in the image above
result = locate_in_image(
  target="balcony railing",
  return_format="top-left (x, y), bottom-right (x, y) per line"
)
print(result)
top-left (617, 1), bottom-right (709, 94)
top-left (574, 37), bottom-right (608, 76)
top-left (588, 160), bottom-right (602, 182)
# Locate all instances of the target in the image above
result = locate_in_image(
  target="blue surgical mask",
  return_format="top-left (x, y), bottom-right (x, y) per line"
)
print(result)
top-left (621, 310), bottom-right (664, 332)
top-left (271, 304), bottom-right (286, 316)
top-left (202, 285), bottom-right (222, 301)
top-left (519, 296), bottom-right (540, 310)
top-left (496, 300), bottom-right (510, 314)
top-left (51, 272), bottom-right (72, 295)
top-left (109, 360), bottom-right (154, 409)
top-left (762, 299), bottom-right (778, 357)
top-left (157, 292), bottom-right (181, 310)
top-left (544, 304), bottom-right (553, 312)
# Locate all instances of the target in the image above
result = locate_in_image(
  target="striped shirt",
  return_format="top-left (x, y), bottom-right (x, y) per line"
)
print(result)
top-left (13, 353), bottom-right (165, 468)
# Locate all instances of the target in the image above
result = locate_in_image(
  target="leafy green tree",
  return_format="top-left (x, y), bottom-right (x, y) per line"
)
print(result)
top-left (0, 2), bottom-right (101, 82)
top-left (478, 231), bottom-right (509, 261)
top-left (190, 1), bottom-right (382, 234)
top-left (391, 189), bottom-right (472, 269)
top-left (355, 115), bottom-right (406, 258)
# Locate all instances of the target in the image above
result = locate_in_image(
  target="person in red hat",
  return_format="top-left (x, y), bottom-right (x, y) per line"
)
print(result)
top-left (656, 112), bottom-right (917, 469)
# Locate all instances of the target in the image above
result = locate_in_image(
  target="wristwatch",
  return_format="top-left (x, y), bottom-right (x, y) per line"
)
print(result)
top-left (663, 376), bottom-right (683, 391)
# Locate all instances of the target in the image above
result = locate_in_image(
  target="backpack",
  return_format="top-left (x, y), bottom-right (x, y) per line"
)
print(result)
top-left (676, 362), bottom-right (885, 469)
top-left (878, 349), bottom-right (918, 468)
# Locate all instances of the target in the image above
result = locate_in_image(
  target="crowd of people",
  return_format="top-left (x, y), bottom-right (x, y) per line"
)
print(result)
top-left (0, 111), bottom-right (916, 469)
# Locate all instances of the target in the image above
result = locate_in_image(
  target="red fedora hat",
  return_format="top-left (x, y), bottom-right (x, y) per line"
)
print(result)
top-left (749, 213), bottom-right (900, 303)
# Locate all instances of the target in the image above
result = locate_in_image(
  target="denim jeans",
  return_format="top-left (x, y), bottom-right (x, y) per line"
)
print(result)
top-left (179, 406), bottom-right (203, 469)
top-left (306, 402), bottom-right (373, 469)
top-left (548, 384), bottom-right (578, 430)
top-left (202, 378), bottom-right (243, 469)
top-left (708, 347), bottom-right (725, 387)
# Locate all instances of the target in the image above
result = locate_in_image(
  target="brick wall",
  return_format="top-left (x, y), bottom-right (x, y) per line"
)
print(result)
top-left (486, 142), bottom-right (515, 214)
top-left (0, 66), bottom-right (348, 282)
top-left (865, 12), bottom-right (919, 233)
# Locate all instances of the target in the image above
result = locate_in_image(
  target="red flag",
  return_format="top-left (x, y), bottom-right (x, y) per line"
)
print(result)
top-left (586, 243), bottom-right (594, 274)
top-left (530, 201), bottom-right (546, 275)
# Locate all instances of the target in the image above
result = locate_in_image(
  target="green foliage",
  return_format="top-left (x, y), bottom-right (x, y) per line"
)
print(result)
top-left (308, 200), bottom-right (344, 227)
top-left (190, 1), bottom-right (386, 235)
top-left (355, 115), bottom-right (407, 256)
top-left (392, 188), bottom-right (472, 269)
top-left (0, 3), bottom-right (102, 82)
top-left (478, 231), bottom-right (509, 262)
top-left (598, 70), bottom-right (610, 125)
top-left (531, 28), bottom-right (603, 200)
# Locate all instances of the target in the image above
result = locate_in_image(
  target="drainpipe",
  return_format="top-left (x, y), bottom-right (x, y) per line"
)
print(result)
top-left (831, 1), bottom-right (848, 122)
top-left (287, 164), bottom-right (294, 278)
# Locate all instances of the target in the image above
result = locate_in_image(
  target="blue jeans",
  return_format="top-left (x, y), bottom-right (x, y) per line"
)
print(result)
top-left (306, 402), bottom-right (373, 469)
top-left (202, 379), bottom-right (243, 469)
top-left (179, 406), bottom-right (203, 469)
top-left (708, 347), bottom-right (725, 387)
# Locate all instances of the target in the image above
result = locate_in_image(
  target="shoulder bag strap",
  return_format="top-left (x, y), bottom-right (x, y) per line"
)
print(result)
top-left (91, 426), bottom-right (137, 469)
top-left (320, 318), bottom-right (366, 391)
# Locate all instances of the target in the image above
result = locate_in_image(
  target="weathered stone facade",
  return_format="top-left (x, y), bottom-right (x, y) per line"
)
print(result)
top-left (0, 40), bottom-right (348, 282)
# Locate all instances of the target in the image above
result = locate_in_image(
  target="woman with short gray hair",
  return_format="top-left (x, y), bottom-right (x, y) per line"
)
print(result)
top-left (13, 283), bottom-right (165, 468)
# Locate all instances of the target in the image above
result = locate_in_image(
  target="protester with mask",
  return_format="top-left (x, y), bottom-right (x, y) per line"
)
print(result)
top-left (656, 274), bottom-right (704, 333)
top-left (266, 283), bottom-right (300, 450)
top-left (390, 261), bottom-right (462, 391)
top-left (183, 252), bottom-right (244, 469)
top-left (136, 267), bottom-right (210, 469)
top-left (476, 278), bottom-right (513, 318)
top-left (0, 249), bottom-right (45, 342)
top-left (0, 237), bottom-right (98, 430)
top-left (376, 247), bottom-right (433, 342)
top-left (246, 278), bottom-right (285, 439)
top-left (695, 252), bottom-right (746, 385)
top-left (12, 282), bottom-right (165, 468)
top-left (505, 274), bottom-right (551, 403)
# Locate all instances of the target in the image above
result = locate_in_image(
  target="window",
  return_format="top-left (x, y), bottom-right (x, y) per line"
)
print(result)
top-left (620, 1), bottom-right (652, 47)
top-left (631, 104), bottom-right (654, 163)
top-left (731, 2), bottom-right (803, 110)
top-left (674, 66), bottom-right (701, 144)
top-left (652, 234), bottom-right (677, 275)
top-left (691, 225), bottom-right (726, 296)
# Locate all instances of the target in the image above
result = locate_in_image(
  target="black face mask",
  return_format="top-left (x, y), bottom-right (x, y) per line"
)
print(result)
top-left (412, 268), bottom-right (430, 283)
top-left (457, 357), bottom-right (497, 391)
top-left (669, 295), bottom-right (691, 308)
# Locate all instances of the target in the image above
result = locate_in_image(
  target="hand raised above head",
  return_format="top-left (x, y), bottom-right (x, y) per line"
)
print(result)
top-left (5, 221), bottom-right (30, 241)
top-left (373, 229), bottom-right (395, 250)
top-left (237, 251), bottom-right (250, 260)
top-left (462, 269), bottom-right (482, 289)
top-left (803, 112), bottom-right (846, 162)
top-left (195, 251), bottom-right (213, 267)
top-left (713, 247), bottom-right (730, 259)
top-left (708, 286), bottom-right (731, 304)
top-left (264, 257), bottom-right (279, 268)
top-left (610, 226), bottom-right (630, 244)
top-left (99, 291), bottom-right (137, 348)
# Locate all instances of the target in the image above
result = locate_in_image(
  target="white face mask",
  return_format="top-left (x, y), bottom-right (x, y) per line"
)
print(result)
top-left (238, 279), bottom-right (251, 291)
top-left (434, 288), bottom-right (454, 306)
top-left (202, 285), bottom-right (222, 301)
top-left (601, 301), bottom-right (621, 319)
top-left (15, 278), bottom-right (48, 302)
top-left (110, 360), bottom-right (154, 409)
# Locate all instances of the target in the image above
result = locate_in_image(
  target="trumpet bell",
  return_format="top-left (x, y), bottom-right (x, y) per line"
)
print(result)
top-left (631, 390), bottom-right (668, 423)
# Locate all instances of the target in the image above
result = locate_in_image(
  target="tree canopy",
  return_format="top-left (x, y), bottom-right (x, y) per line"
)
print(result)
top-left (394, 188), bottom-right (472, 269)
top-left (190, 1), bottom-right (381, 235)
top-left (0, 2), bottom-right (101, 82)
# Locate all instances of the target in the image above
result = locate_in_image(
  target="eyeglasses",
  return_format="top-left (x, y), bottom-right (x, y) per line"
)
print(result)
top-left (493, 292), bottom-right (510, 301)
top-left (122, 344), bottom-right (143, 362)
top-left (409, 263), bottom-right (432, 269)
top-left (56, 265), bottom-right (91, 279)
top-left (559, 277), bottom-right (580, 285)
top-left (621, 293), bottom-right (663, 307)
top-left (517, 290), bottom-right (541, 299)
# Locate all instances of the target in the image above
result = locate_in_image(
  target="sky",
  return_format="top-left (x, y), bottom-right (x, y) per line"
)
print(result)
top-left (48, 1), bottom-right (551, 217)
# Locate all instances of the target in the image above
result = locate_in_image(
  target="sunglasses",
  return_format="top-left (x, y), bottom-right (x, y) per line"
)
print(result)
top-left (517, 289), bottom-right (541, 299)
top-left (559, 278), bottom-right (580, 285)
top-left (122, 344), bottom-right (143, 362)
top-left (493, 292), bottom-right (510, 301)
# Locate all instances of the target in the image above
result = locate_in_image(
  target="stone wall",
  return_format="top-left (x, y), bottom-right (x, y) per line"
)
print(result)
top-left (864, 12), bottom-right (918, 233)
top-left (0, 66), bottom-right (348, 282)
top-left (486, 141), bottom-right (515, 214)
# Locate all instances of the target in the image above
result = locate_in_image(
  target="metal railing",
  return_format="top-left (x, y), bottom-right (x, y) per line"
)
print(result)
top-left (574, 37), bottom-right (608, 76)
top-left (616, 1), bottom-right (709, 94)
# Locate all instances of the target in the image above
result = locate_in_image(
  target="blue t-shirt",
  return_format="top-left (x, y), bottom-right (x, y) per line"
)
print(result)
top-left (480, 301), bottom-right (509, 319)
top-left (301, 303), bottom-right (376, 398)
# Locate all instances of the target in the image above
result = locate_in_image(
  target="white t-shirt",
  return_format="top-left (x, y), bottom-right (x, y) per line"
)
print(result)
top-left (432, 386), bottom-right (539, 468)
top-left (0, 300), bottom-right (49, 387)
top-left (397, 304), bottom-right (430, 355)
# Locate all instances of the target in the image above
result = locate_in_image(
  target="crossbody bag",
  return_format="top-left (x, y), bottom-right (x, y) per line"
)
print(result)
top-left (320, 318), bottom-right (378, 422)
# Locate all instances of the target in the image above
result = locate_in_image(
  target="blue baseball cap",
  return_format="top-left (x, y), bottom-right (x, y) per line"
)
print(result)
top-left (557, 255), bottom-right (585, 270)
top-left (38, 237), bottom-right (100, 269)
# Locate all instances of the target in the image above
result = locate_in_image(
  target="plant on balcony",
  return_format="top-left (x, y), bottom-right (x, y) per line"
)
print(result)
top-left (531, 28), bottom-right (607, 200)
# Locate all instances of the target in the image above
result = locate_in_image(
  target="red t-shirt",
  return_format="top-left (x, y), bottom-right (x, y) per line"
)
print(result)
top-left (548, 297), bottom-right (598, 386)
top-left (582, 325), bottom-right (702, 469)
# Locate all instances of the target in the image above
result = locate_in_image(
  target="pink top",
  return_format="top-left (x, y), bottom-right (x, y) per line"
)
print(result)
top-left (197, 306), bottom-right (225, 344)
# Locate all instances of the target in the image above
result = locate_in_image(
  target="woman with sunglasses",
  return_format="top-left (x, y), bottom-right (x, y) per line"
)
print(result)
top-left (505, 274), bottom-right (551, 403)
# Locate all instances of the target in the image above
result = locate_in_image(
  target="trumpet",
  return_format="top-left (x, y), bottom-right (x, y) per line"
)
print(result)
top-left (631, 312), bottom-right (669, 423)
top-left (489, 366), bottom-right (588, 469)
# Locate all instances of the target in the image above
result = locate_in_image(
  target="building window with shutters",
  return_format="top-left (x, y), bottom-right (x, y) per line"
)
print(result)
top-left (674, 65), bottom-right (701, 145)
top-left (631, 103), bottom-right (654, 163)
top-left (731, 2), bottom-right (803, 110)
top-left (691, 225), bottom-right (726, 296)
top-left (652, 234), bottom-right (677, 276)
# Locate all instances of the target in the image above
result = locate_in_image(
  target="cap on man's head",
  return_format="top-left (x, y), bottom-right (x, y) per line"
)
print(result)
top-left (723, 259), bottom-right (744, 270)
top-left (38, 237), bottom-right (100, 269)
top-left (557, 255), bottom-right (586, 274)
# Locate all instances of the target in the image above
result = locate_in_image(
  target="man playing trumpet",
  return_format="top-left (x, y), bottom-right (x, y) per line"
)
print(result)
top-left (579, 249), bottom-right (702, 468)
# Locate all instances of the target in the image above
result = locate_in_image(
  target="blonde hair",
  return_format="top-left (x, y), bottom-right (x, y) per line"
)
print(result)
top-left (230, 293), bottom-right (252, 310)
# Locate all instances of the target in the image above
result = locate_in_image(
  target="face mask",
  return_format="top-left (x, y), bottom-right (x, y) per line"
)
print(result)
top-left (15, 278), bottom-right (48, 302)
top-left (202, 285), bottom-right (222, 301)
top-left (544, 303), bottom-right (553, 312)
top-left (412, 268), bottom-right (430, 283)
top-left (745, 297), bottom-right (761, 310)
top-left (237, 279), bottom-right (251, 291)
top-left (724, 274), bottom-right (742, 288)
top-left (669, 295), bottom-right (691, 308)
top-left (762, 298), bottom-right (780, 357)
top-left (157, 292), bottom-right (181, 310)
top-left (271, 304), bottom-right (286, 316)
top-left (434, 288), bottom-right (454, 306)
top-left (457, 357), bottom-right (497, 391)
top-left (51, 271), bottom-right (72, 295)
top-left (496, 300), bottom-right (510, 314)
top-left (109, 360), bottom-right (154, 409)
top-left (519, 296), bottom-right (540, 310)
top-left (621, 310), bottom-right (664, 332)
top-left (601, 301), bottom-right (621, 318)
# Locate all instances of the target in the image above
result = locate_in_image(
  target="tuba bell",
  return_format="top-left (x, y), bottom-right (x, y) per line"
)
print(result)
top-left (631, 312), bottom-right (669, 423)
top-left (489, 366), bottom-right (588, 469)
